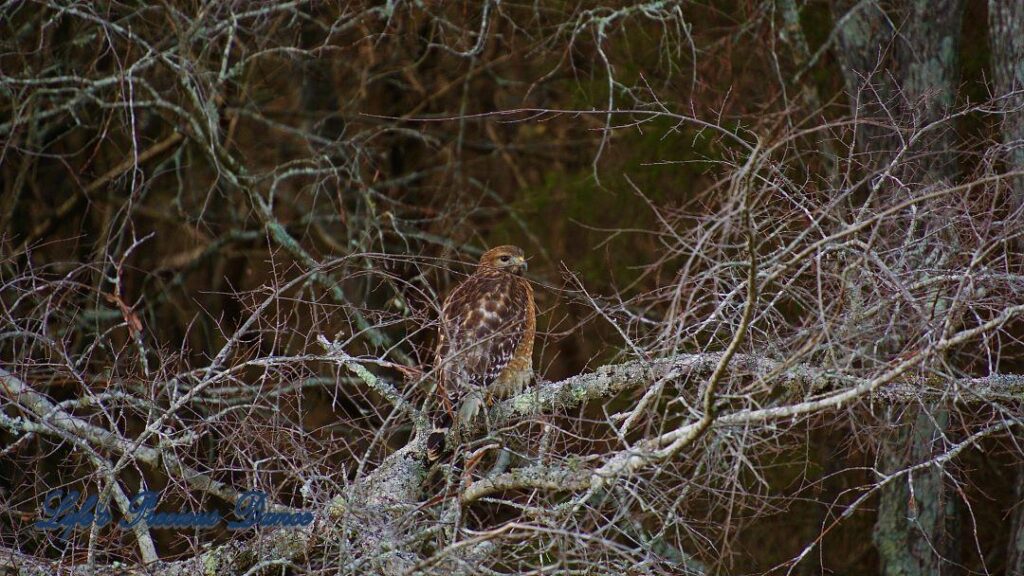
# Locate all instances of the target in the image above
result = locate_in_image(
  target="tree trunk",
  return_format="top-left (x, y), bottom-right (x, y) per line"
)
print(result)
top-left (874, 408), bottom-right (960, 576)
top-left (988, 0), bottom-right (1024, 212)
top-left (1007, 462), bottom-right (1024, 575)
top-left (832, 1), bottom-right (965, 574)
top-left (831, 0), bottom-right (897, 155)
top-left (872, 2), bottom-right (964, 575)
top-left (895, 0), bottom-right (963, 184)
top-left (989, 5), bottom-right (1024, 571)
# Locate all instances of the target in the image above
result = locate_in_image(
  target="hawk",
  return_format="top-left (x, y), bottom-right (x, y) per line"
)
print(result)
top-left (426, 245), bottom-right (535, 461)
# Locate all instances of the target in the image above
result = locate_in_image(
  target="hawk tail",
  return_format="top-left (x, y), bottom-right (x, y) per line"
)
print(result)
top-left (426, 412), bottom-right (452, 463)
top-left (426, 391), bottom-right (484, 462)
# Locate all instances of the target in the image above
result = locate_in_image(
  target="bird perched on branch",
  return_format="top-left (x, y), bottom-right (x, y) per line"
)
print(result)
top-left (426, 245), bottom-right (535, 462)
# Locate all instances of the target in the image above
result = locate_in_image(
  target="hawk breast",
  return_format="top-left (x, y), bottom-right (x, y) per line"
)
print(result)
top-left (437, 269), bottom-right (531, 400)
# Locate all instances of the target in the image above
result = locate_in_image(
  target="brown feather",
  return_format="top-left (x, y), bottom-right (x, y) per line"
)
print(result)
top-left (428, 246), bottom-right (535, 462)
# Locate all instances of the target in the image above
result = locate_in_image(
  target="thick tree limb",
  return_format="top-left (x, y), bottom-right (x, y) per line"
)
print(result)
top-left (491, 352), bottom-right (1024, 430)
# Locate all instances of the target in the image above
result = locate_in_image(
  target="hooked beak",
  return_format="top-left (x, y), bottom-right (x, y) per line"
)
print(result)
top-left (515, 256), bottom-right (528, 273)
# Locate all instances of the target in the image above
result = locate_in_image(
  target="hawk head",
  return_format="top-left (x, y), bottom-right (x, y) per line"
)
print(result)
top-left (478, 245), bottom-right (528, 275)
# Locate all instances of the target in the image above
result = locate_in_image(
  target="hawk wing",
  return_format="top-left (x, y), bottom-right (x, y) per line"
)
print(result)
top-left (436, 272), bottom-right (528, 410)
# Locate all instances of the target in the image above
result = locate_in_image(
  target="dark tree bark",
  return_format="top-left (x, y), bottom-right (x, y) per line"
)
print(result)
top-left (989, 6), bottom-right (1024, 573)
top-left (1008, 463), bottom-right (1024, 575)
top-left (874, 2), bottom-right (964, 575)
top-left (989, 0), bottom-right (1024, 212)
top-left (875, 408), bottom-right (961, 576)
top-left (832, 1), bottom-right (965, 574)
top-left (895, 0), bottom-right (963, 184)
top-left (831, 0), bottom-right (898, 155)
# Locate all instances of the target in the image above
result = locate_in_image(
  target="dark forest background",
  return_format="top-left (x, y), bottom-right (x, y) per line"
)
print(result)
top-left (3, 1), bottom-right (1024, 575)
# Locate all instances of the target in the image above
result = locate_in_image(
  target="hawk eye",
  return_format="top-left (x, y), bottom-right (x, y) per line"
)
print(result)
top-left (500, 255), bottom-right (510, 262)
